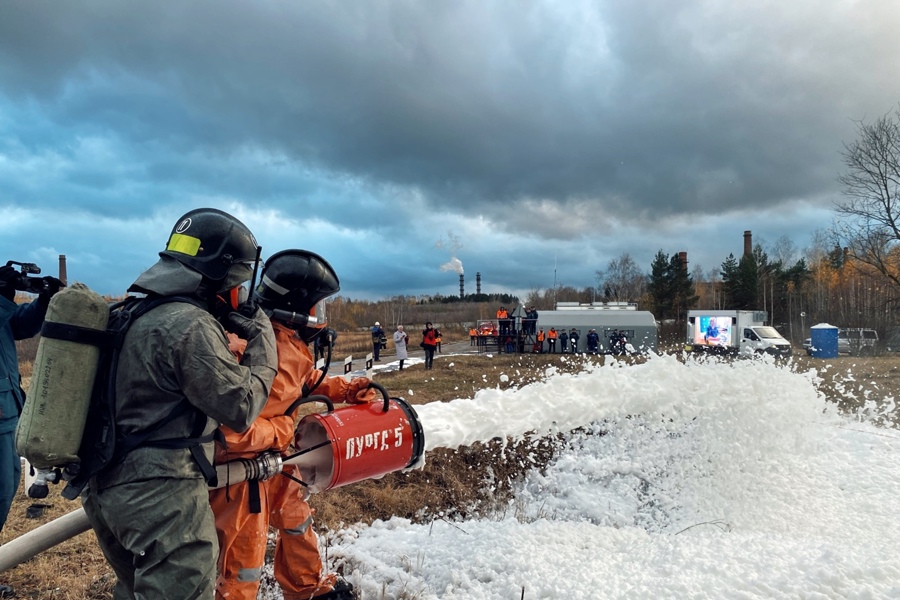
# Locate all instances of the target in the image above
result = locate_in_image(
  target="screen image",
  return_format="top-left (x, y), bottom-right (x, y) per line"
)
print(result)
top-left (693, 315), bottom-right (731, 346)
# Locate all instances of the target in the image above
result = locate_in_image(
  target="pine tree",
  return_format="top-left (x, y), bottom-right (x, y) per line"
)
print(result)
top-left (647, 251), bottom-right (672, 319)
top-left (669, 253), bottom-right (698, 321)
top-left (647, 250), bottom-right (697, 320)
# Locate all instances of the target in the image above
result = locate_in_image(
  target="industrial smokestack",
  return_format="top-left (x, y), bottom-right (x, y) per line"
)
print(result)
top-left (459, 273), bottom-right (464, 299)
top-left (58, 255), bottom-right (67, 286)
top-left (476, 272), bottom-right (482, 295)
top-left (678, 251), bottom-right (688, 272)
top-left (744, 230), bottom-right (752, 257)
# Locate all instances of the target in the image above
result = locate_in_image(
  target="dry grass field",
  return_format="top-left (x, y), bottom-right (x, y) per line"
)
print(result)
top-left (2, 345), bottom-right (898, 598)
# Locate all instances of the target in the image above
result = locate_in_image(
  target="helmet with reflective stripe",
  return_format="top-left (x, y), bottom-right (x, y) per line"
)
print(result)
top-left (161, 208), bottom-right (259, 282)
top-left (255, 249), bottom-right (340, 337)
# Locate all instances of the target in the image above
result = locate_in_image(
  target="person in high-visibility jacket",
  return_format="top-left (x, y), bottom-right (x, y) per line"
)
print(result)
top-left (536, 328), bottom-right (545, 353)
top-left (211, 249), bottom-right (376, 600)
top-left (547, 327), bottom-right (559, 353)
top-left (496, 306), bottom-right (510, 335)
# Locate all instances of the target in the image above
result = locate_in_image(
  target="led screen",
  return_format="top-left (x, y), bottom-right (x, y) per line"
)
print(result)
top-left (693, 315), bottom-right (731, 347)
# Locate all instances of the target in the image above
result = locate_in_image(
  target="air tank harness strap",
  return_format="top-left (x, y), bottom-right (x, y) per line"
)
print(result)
top-left (40, 321), bottom-right (117, 348)
top-left (115, 400), bottom-right (220, 486)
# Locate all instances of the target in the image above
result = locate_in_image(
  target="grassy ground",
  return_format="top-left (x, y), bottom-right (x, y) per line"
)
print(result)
top-left (2, 345), bottom-right (898, 598)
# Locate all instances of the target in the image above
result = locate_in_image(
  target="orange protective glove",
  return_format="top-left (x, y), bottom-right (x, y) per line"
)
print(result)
top-left (269, 414), bottom-right (298, 453)
top-left (345, 378), bottom-right (377, 404)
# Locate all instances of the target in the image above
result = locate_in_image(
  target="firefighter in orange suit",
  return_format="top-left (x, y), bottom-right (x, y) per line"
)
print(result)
top-left (211, 249), bottom-right (375, 600)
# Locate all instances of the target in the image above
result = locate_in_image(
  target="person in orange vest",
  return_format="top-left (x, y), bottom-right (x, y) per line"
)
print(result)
top-left (469, 327), bottom-right (478, 346)
top-left (536, 328), bottom-right (545, 353)
top-left (422, 322), bottom-right (438, 369)
top-left (496, 306), bottom-right (509, 335)
top-left (547, 327), bottom-right (559, 353)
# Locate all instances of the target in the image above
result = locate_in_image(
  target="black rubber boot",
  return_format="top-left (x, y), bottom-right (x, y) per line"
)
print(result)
top-left (311, 578), bottom-right (354, 600)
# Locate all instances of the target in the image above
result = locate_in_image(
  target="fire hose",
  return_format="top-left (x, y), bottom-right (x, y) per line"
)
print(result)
top-left (0, 447), bottom-right (297, 574)
top-left (0, 507), bottom-right (91, 573)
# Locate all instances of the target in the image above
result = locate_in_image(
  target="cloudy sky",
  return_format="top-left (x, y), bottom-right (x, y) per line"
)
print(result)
top-left (2, 1), bottom-right (899, 300)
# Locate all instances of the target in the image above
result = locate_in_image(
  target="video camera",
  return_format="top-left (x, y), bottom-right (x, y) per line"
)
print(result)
top-left (3, 261), bottom-right (53, 294)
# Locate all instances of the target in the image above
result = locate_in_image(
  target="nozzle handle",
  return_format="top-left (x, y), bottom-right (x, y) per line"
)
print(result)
top-left (367, 382), bottom-right (390, 412)
top-left (284, 394), bottom-right (334, 418)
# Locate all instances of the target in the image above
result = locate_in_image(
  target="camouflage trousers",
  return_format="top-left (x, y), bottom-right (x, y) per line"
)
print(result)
top-left (83, 476), bottom-right (218, 600)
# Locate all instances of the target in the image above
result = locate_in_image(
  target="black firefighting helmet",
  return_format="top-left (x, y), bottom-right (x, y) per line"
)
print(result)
top-left (160, 208), bottom-right (259, 283)
top-left (255, 249), bottom-right (340, 337)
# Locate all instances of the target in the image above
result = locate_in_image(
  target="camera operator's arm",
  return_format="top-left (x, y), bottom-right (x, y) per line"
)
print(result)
top-left (0, 266), bottom-right (16, 303)
top-left (0, 265), bottom-right (50, 340)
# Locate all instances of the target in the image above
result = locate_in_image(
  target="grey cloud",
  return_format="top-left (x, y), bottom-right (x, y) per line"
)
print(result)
top-left (3, 1), bottom-right (881, 223)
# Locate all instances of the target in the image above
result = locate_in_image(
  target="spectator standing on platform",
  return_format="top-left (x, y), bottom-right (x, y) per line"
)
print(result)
top-left (421, 322), bottom-right (438, 370)
top-left (569, 328), bottom-right (580, 353)
top-left (558, 329), bottom-right (568, 355)
top-left (371, 321), bottom-right (385, 361)
top-left (393, 325), bottom-right (409, 370)
top-left (496, 306), bottom-right (509, 335)
top-left (525, 307), bottom-right (538, 335)
top-left (548, 327), bottom-right (558, 353)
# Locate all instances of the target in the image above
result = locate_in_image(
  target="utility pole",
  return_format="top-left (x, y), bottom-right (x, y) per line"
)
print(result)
top-left (552, 254), bottom-right (558, 308)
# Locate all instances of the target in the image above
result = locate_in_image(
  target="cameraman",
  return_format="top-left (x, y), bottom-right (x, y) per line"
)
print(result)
top-left (0, 263), bottom-right (61, 597)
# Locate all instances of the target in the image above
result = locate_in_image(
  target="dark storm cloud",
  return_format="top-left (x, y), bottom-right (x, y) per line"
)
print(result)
top-left (4, 1), bottom-right (889, 224)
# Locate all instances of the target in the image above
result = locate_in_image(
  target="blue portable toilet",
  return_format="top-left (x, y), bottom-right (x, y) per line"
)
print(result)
top-left (810, 323), bottom-right (838, 358)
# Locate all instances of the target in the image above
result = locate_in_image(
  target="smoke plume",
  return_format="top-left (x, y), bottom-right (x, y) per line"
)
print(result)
top-left (436, 231), bottom-right (464, 275)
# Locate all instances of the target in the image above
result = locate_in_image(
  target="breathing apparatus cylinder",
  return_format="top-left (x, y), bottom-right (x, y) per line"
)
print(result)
top-left (16, 283), bottom-right (109, 469)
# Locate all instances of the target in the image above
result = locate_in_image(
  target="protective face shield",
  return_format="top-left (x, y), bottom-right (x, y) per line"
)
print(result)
top-left (254, 249), bottom-right (340, 343)
top-left (267, 298), bottom-right (330, 343)
top-left (300, 299), bottom-right (329, 342)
